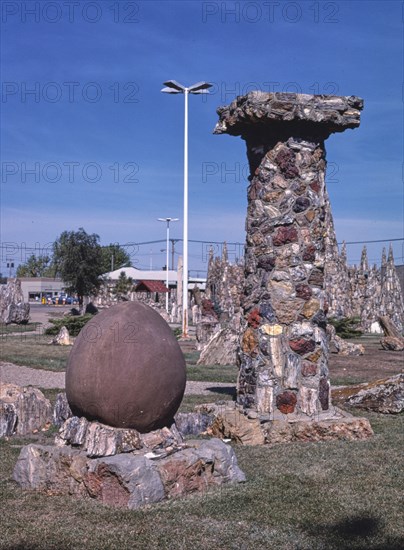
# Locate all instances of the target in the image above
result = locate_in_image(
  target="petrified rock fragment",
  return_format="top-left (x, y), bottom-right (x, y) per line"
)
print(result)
top-left (326, 324), bottom-right (365, 356)
top-left (380, 337), bottom-right (404, 352)
top-left (0, 279), bottom-right (30, 324)
top-left (346, 374), bottom-right (404, 414)
top-left (265, 416), bottom-right (373, 444)
top-left (0, 384), bottom-right (52, 437)
top-left (55, 417), bottom-right (143, 458)
top-left (379, 316), bottom-right (404, 351)
top-left (51, 326), bottom-right (71, 346)
top-left (53, 392), bottom-right (72, 427)
top-left (13, 438), bottom-right (245, 509)
top-left (197, 327), bottom-right (239, 366)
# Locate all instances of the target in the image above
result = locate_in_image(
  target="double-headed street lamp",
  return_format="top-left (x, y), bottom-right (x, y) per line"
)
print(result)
top-left (161, 80), bottom-right (212, 337)
top-left (158, 217), bottom-right (179, 312)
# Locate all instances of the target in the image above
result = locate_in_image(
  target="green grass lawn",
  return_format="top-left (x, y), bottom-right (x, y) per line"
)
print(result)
top-left (39, 388), bottom-right (234, 413)
top-left (329, 375), bottom-right (366, 387)
top-left (1, 337), bottom-right (403, 548)
top-left (0, 322), bottom-right (41, 335)
top-left (0, 338), bottom-right (239, 383)
top-left (0, 334), bottom-right (70, 371)
top-left (0, 411), bottom-right (403, 549)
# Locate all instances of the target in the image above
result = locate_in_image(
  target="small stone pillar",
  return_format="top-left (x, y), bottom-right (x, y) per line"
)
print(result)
top-left (214, 92), bottom-right (363, 418)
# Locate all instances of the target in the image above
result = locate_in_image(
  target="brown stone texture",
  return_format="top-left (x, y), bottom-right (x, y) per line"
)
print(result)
top-left (289, 338), bottom-right (316, 356)
top-left (378, 316), bottom-right (404, 351)
top-left (301, 299), bottom-right (320, 319)
top-left (13, 439), bottom-right (246, 509)
top-left (380, 337), bottom-right (404, 352)
top-left (346, 374), bottom-right (404, 414)
top-left (214, 90), bottom-right (363, 417)
top-left (295, 284), bottom-right (312, 300)
top-left (241, 328), bottom-right (259, 355)
top-left (265, 416), bottom-right (373, 444)
top-left (66, 301), bottom-right (186, 432)
top-left (319, 378), bottom-right (330, 410)
top-left (210, 407), bottom-right (265, 445)
top-left (197, 243), bottom-right (244, 359)
top-left (247, 308), bottom-right (261, 328)
top-left (308, 269), bottom-right (324, 287)
top-left (276, 391), bottom-right (297, 414)
top-left (197, 327), bottom-right (239, 366)
top-left (301, 361), bottom-right (317, 377)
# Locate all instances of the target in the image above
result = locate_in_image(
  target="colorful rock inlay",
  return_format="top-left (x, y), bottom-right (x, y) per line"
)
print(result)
top-left (215, 91), bottom-right (363, 416)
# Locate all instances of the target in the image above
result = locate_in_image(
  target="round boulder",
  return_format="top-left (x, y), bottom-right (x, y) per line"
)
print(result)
top-left (65, 301), bottom-right (186, 432)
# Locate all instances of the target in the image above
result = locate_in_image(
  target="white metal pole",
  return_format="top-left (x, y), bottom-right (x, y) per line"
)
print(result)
top-left (183, 89), bottom-right (189, 338)
top-left (166, 220), bottom-right (169, 312)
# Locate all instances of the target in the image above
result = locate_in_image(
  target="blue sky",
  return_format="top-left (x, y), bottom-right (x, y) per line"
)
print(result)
top-left (1, 0), bottom-right (403, 274)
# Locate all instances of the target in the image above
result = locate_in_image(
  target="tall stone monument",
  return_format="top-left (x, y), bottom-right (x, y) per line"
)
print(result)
top-left (214, 91), bottom-right (363, 418)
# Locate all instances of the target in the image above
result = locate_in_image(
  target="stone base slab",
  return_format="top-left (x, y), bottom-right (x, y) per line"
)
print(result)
top-left (206, 403), bottom-right (373, 445)
top-left (13, 438), bottom-right (246, 510)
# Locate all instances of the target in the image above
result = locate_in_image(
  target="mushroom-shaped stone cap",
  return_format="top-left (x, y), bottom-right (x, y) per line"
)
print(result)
top-left (214, 91), bottom-right (363, 138)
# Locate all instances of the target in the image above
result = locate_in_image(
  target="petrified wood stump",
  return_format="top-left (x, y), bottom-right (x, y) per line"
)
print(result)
top-left (214, 91), bottom-right (363, 417)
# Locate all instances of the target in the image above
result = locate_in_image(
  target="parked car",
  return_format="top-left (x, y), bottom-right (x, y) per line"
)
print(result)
top-left (52, 294), bottom-right (78, 305)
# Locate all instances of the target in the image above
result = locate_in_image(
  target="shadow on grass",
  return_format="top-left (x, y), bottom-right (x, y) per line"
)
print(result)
top-left (204, 386), bottom-right (236, 398)
top-left (302, 513), bottom-right (404, 550)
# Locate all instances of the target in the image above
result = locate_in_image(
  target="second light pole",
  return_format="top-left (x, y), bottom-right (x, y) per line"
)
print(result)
top-left (161, 80), bottom-right (212, 337)
top-left (158, 217), bottom-right (179, 312)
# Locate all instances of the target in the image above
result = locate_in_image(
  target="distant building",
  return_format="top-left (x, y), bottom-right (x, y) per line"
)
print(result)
top-left (104, 267), bottom-right (206, 291)
top-left (7, 277), bottom-right (65, 302)
top-left (105, 267), bottom-right (177, 285)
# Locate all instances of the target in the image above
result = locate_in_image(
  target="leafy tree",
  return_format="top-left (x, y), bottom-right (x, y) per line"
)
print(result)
top-left (16, 255), bottom-right (54, 277)
top-left (52, 228), bottom-right (104, 305)
top-left (100, 244), bottom-right (131, 274)
top-left (113, 271), bottom-right (134, 300)
top-left (328, 317), bottom-right (363, 339)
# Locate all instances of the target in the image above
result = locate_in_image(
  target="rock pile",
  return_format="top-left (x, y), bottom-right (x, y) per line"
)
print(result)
top-left (13, 420), bottom-right (246, 510)
top-left (203, 402), bottom-right (373, 445)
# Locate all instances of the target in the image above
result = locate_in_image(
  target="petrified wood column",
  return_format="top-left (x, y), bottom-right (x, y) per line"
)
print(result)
top-left (214, 92), bottom-right (363, 417)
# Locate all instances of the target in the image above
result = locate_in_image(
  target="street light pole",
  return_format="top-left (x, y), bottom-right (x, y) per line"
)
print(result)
top-left (161, 80), bottom-right (212, 337)
top-left (158, 217), bottom-right (179, 312)
top-left (183, 88), bottom-right (189, 334)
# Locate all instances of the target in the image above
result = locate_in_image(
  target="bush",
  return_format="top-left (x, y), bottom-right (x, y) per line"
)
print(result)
top-left (45, 314), bottom-right (95, 337)
top-left (328, 316), bottom-right (363, 339)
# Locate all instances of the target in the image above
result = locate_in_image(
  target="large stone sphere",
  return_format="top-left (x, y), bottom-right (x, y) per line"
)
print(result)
top-left (65, 301), bottom-right (186, 433)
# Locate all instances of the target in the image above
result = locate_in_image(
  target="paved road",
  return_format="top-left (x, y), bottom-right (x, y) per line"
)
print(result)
top-left (29, 303), bottom-right (73, 329)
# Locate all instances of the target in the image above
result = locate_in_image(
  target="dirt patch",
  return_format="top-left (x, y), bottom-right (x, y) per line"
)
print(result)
top-left (328, 336), bottom-right (403, 386)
